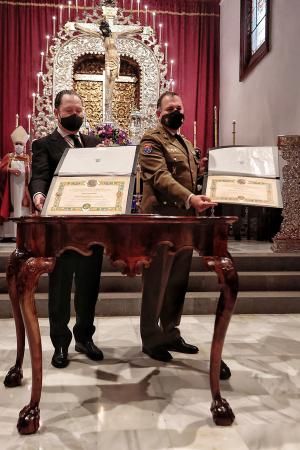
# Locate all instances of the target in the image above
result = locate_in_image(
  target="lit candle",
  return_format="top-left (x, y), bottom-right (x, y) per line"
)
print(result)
top-left (37, 72), bottom-right (41, 95)
top-left (152, 11), bottom-right (156, 30)
top-left (193, 121), bottom-right (197, 148)
top-left (145, 5), bottom-right (148, 25)
top-left (159, 23), bottom-right (162, 43)
top-left (52, 16), bottom-right (57, 36)
top-left (171, 80), bottom-right (175, 92)
top-left (40, 51), bottom-right (44, 73)
top-left (164, 42), bottom-right (168, 63)
top-left (27, 114), bottom-right (31, 135)
top-left (32, 93), bottom-right (36, 115)
top-left (16, 114), bottom-right (19, 128)
top-left (137, 0), bottom-right (140, 20)
top-left (46, 35), bottom-right (50, 55)
top-left (170, 59), bottom-right (174, 79)
top-left (59, 5), bottom-right (63, 25)
top-left (68, 1), bottom-right (72, 21)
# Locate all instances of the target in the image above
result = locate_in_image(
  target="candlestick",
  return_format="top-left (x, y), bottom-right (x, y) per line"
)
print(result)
top-left (152, 11), bottom-right (156, 30)
top-left (46, 35), bottom-right (50, 55)
top-left (15, 114), bottom-right (19, 128)
top-left (84, 0), bottom-right (87, 9)
top-left (159, 23), bottom-right (162, 43)
top-left (214, 106), bottom-right (218, 147)
top-left (232, 120), bottom-right (236, 145)
top-left (59, 5), bottom-right (63, 25)
top-left (136, 162), bottom-right (141, 195)
top-left (145, 5), bottom-right (148, 25)
top-left (75, 0), bottom-right (78, 17)
top-left (164, 42), bottom-right (168, 63)
top-left (52, 16), bottom-right (57, 36)
top-left (68, 1), bottom-right (72, 21)
top-left (193, 121), bottom-right (197, 148)
top-left (137, 0), bottom-right (140, 20)
top-left (32, 93), bottom-right (36, 115)
top-left (170, 59), bottom-right (174, 79)
top-left (40, 51), bottom-right (44, 73)
top-left (130, 0), bottom-right (133, 13)
top-left (27, 114), bottom-right (31, 135)
top-left (37, 73), bottom-right (41, 95)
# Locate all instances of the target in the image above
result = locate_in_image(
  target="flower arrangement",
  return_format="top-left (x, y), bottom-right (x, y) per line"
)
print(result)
top-left (92, 122), bottom-right (131, 146)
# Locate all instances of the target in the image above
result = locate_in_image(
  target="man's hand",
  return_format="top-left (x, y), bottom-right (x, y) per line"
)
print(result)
top-left (190, 194), bottom-right (217, 213)
top-left (33, 193), bottom-right (46, 212)
top-left (9, 168), bottom-right (21, 176)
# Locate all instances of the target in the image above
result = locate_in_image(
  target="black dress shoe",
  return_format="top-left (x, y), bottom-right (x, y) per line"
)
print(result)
top-left (142, 346), bottom-right (173, 362)
top-left (167, 337), bottom-right (199, 354)
top-left (220, 360), bottom-right (231, 380)
top-left (51, 347), bottom-right (69, 369)
top-left (75, 340), bottom-right (104, 361)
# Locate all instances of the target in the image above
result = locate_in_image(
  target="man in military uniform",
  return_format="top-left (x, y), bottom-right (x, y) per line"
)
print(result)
top-left (139, 92), bottom-right (231, 380)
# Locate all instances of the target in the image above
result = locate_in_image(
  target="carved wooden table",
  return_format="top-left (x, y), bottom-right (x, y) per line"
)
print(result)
top-left (4, 215), bottom-right (238, 434)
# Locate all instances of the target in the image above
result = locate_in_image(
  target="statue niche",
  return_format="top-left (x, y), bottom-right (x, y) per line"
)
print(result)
top-left (73, 53), bottom-right (140, 131)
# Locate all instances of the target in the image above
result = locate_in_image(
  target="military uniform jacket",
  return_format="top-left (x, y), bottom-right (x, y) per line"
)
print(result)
top-left (139, 123), bottom-right (199, 215)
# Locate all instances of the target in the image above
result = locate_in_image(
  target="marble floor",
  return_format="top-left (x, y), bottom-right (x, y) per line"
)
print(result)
top-left (0, 314), bottom-right (300, 450)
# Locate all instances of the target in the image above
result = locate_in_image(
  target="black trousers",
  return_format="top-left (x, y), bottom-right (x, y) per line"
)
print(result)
top-left (140, 246), bottom-right (193, 349)
top-left (48, 246), bottom-right (103, 349)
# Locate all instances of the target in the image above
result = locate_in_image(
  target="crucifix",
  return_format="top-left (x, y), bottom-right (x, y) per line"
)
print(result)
top-left (66, 3), bottom-right (143, 123)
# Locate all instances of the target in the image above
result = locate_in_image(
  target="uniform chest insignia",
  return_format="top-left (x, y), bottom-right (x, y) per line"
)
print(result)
top-left (143, 145), bottom-right (153, 154)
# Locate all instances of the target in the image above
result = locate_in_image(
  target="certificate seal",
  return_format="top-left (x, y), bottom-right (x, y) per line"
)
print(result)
top-left (87, 179), bottom-right (97, 187)
top-left (82, 203), bottom-right (91, 210)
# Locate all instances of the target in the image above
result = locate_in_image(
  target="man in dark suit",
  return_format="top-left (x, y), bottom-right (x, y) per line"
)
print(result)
top-left (30, 89), bottom-right (103, 369)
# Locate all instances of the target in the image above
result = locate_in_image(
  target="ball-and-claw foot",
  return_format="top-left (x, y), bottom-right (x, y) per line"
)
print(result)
top-left (4, 366), bottom-right (23, 388)
top-left (17, 404), bottom-right (40, 435)
top-left (210, 397), bottom-right (235, 426)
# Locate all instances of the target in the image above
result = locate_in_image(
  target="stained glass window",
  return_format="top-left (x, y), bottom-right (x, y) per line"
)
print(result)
top-left (251, 0), bottom-right (267, 54)
top-left (240, 0), bottom-right (271, 81)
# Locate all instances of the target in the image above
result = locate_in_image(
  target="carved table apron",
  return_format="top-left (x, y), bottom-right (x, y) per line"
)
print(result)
top-left (4, 215), bottom-right (238, 434)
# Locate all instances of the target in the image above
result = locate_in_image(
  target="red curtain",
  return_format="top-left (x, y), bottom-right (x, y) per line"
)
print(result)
top-left (0, 0), bottom-right (219, 157)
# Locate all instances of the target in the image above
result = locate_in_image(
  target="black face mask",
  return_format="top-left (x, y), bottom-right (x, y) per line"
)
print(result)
top-left (161, 109), bottom-right (185, 130)
top-left (59, 114), bottom-right (84, 132)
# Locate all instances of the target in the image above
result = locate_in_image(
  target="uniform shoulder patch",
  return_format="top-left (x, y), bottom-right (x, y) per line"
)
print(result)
top-left (143, 144), bottom-right (153, 154)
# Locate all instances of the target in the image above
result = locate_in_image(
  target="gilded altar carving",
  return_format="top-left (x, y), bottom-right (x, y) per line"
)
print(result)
top-left (74, 80), bottom-right (104, 128)
top-left (272, 135), bottom-right (300, 252)
top-left (32, 2), bottom-right (168, 138)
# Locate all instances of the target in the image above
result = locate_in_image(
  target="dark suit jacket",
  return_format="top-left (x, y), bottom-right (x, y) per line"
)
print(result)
top-left (29, 128), bottom-right (99, 197)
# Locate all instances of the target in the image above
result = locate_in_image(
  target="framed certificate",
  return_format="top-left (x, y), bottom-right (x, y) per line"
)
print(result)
top-left (42, 146), bottom-right (138, 216)
top-left (42, 176), bottom-right (133, 215)
top-left (204, 175), bottom-right (282, 208)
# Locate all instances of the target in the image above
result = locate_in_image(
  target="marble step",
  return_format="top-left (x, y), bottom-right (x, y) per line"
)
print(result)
top-left (1, 270), bottom-right (300, 293)
top-left (1, 252), bottom-right (300, 273)
top-left (1, 291), bottom-right (300, 318)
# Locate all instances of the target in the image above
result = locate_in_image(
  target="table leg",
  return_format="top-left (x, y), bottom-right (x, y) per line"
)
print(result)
top-left (4, 250), bottom-right (29, 388)
top-left (13, 256), bottom-right (55, 435)
top-left (203, 256), bottom-right (238, 426)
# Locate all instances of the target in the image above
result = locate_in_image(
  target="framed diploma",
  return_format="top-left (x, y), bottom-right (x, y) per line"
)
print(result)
top-left (42, 176), bottom-right (133, 216)
top-left (204, 175), bottom-right (282, 208)
top-left (42, 146), bottom-right (139, 216)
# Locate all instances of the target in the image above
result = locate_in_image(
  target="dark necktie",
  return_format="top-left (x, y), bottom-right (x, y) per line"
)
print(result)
top-left (69, 134), bottom-right (83, 148)
top-left (175, 133), bottom-right (188, 153)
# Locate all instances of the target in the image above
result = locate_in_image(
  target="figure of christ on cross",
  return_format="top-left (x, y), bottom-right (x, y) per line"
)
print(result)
top-left (72, 20), bottom-right (143, 121)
